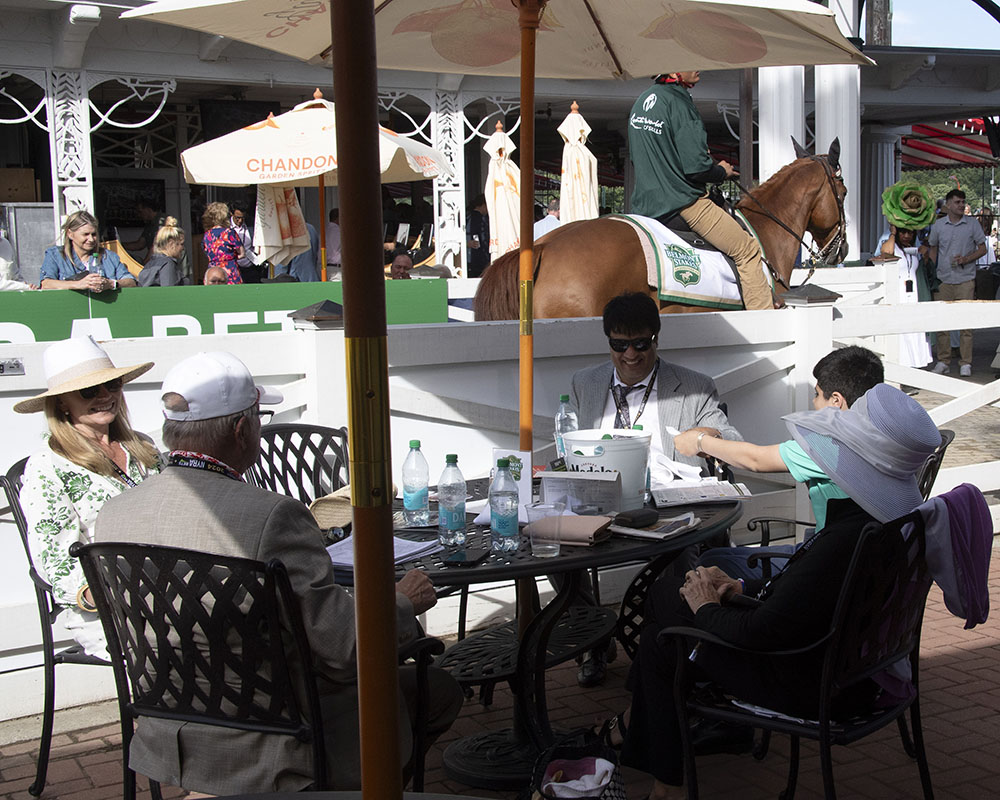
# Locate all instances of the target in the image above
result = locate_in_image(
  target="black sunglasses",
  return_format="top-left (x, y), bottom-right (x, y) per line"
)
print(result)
top-left (608, 336), bottom-right (656, 353)
top-left (79, 378), bottom-right (123, 399)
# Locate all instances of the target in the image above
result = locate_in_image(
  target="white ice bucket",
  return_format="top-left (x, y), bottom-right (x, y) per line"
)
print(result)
top-left (562, 428), bottom-right (651, 511)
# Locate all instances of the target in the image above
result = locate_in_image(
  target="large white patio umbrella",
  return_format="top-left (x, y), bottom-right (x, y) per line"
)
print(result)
top-left (484, 122), bottom-right (521, 260)
top-left (121, 2), bottom-right (873, 795)
top-left (180, 92), bottom-right (453, 278)
top-left (557, 102), bottom-right (599, 224)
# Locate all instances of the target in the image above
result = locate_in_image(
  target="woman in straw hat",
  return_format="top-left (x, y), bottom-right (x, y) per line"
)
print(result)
top-left (16, 336), bottom-right (160, 655)
top-left (610, 384), bottom-right (942, 800)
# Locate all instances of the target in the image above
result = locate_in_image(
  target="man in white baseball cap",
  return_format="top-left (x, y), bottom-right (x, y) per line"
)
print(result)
top-left (95, 351), bottom-right (461, 795)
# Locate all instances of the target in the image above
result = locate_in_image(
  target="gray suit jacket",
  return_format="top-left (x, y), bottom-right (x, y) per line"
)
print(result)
top-left (95, 466), bottom-right (418, 794)
top-left (570, 357), bottom-right (742, 468)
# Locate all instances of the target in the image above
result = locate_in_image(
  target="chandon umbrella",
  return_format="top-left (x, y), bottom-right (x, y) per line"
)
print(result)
top-left (180, 92), bottom-right (452, 278)
top-left (484, 122), bottom-right (521, 260)
top-left (557, 101), bottom-right (599, 224)
top-left (122, 1), bottom-right (872, 795)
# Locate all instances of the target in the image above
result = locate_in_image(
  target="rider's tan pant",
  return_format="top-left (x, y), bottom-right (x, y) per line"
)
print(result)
top-left (679, 194), bottom-right (772, 310)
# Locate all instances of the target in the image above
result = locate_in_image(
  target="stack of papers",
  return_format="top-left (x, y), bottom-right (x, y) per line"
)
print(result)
top-left (651, 479), bottom-right (750, 508)
top-left (611, 511), bottom-right (701, 541)
top-left (325, 536), bottom-right (441, 570)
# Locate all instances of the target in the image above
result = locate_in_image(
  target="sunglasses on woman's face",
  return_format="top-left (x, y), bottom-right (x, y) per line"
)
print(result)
top-left (608, 336), bottom-right (656, 353)
top-left (79, 378), bottom-right (123, 399)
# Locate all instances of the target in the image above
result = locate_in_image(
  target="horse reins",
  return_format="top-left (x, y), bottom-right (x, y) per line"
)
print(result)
top-left (737, 155), bottom-right (847, 288)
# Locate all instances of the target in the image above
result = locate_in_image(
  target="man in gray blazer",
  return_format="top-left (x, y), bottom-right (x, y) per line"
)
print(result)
top-left (95, 351), bottom-right (462, 795)
top-left (568, 292), bottom-right (742, 687)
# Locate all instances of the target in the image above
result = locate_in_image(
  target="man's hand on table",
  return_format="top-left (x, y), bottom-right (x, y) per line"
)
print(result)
top-left (397, 569), bottom-right (438, 615)
top-left (679, 565), bottom-right (742, 613)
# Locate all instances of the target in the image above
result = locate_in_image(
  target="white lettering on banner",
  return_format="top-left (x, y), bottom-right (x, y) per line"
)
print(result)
top-left (152, 315), bottom-right (203, 337)
top-left (70, 318), bottom-right (113, 339)
top-left (263, 309), bottom-right (296, 332)
top-left (629, 113), bottom-right (663, 135)
top-left (0, 322), bottom-right (35, 344)
top-left (214, 312), bottom-right (258, 333)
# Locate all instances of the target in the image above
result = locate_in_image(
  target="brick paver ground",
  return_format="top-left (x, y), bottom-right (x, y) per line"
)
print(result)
top-left (2, 551), bottom-right (998, 800)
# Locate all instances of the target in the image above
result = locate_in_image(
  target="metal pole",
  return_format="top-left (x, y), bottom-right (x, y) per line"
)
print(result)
top-left (739, 68), bottom-right (754, 184)
top-left (329, 1), bottom-right (400, 798)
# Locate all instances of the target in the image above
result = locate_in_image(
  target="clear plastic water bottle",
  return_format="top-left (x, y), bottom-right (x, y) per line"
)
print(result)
top-left (437, 454), bottom-right (467, 546)
top-left (490, 457), bottom-right (520, 553)
top-left (401, 439), bottom-right (430, 526)
top-left (554, 394), bottom-right (578, 459)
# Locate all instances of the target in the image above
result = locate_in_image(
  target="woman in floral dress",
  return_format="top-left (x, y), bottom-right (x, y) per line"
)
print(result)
top-left (201, 201), bottom-right (244, 284)
top-left (15, 336), bottom-right (160, 656)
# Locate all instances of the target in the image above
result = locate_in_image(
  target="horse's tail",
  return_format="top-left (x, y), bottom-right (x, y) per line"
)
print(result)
top-left (473, 248), bottom-right (538, 320)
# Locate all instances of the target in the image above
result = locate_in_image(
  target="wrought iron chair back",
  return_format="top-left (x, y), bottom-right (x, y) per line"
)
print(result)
top-left (71, 542), bottom-right (328, 797)
top-left (245, 423), bottom-right (350, 505)
top-left (3, 456), bottom-right (112, 797)
top-left (917, 428), bottom-right (954, 502)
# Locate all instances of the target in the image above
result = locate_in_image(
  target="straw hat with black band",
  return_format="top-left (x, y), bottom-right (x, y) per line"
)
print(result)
top-left (14, 335), bottom-right (153, 414)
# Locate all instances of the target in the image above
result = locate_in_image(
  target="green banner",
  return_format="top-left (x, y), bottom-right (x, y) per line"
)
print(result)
top-left (0, 281), bottom-right (448, 343)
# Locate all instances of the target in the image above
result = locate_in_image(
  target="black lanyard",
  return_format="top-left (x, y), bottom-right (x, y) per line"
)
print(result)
top-left (107, 457), bottom-right (138, 488)
top-left (168, 450), bottom-right (243, 482)
top-left (610, 360), bottom-right (659, 429)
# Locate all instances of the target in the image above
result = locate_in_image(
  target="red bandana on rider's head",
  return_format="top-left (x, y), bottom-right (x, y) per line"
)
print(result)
top-left (654, 73), bottom-right (696, 89)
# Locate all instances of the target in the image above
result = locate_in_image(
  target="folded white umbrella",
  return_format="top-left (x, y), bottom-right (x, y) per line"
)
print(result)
top-left (557, 103), bottom-right (600, 225)
top-left (484, 125), bottom-right (521, 261)
top-left (253, 185), bottom-right (310, 265)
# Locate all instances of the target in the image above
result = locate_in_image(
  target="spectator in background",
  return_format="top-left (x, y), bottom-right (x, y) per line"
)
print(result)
top-left (122, 200), bottom-right (165, 261)
top-left (203, 266), bottom-right (228, 286)
top-left (277, 222), bottom-right (320, 283)
top-left (41, 211), bottom-right (137, 292)
top-left (325, 208), bottom-right (342, 279)
top-left (201, 202), bottom-right (244, 285)
top-left (466, 194), bottom-right (490, 278)
top-left (0, 230), bottom-right (36, 290)
top-left (533, 197), bottom-right (562, 239)
top-left (138, 218), bottom-right (188, 287)
top-left (928, 189), bottom-right (986, 377)
top-left (390, 251), bottom-right (413, 280)
top-left (230, 207), bottom-right (260, 284)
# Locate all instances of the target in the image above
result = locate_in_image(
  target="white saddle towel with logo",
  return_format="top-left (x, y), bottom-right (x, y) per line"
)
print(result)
top-left (611, 213), bottom-right (769, 310)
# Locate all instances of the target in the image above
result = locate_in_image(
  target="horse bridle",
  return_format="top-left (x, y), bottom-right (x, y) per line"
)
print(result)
top-left (738, 154), bottom-right (847, 288)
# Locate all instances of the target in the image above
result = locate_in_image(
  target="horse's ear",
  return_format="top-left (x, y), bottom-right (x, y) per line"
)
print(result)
top-left (791, 137), bottom-right (810, 160)
top-left (827, 138), bottom-right (841, 170)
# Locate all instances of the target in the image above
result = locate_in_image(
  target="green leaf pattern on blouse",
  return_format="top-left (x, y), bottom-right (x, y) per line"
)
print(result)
top-left (21, 446), bottom-right (160, 607)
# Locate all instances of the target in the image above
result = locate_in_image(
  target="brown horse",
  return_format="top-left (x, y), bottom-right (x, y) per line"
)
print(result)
top-left (474, 140), bottom-right (847, 320)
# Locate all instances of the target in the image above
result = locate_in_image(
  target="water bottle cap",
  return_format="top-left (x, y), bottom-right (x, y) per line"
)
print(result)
top-left (632, 424), bottom-right (643, 430)
top-left (496, 457), bottom-right (509, 469)
top-left (559, 394), bottom-right (569, 402)
top-left (409, 439), bottom-right (421, 448)
top-left (445, 453), bottom-right (458, 464)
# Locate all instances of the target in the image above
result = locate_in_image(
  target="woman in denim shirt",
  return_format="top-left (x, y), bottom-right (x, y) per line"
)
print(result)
top-left (40, 211), bottom-right (136, 292)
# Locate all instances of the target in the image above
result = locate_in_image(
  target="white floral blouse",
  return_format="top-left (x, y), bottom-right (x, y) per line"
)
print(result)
top-left (21, 444), bottom-right (159, 607)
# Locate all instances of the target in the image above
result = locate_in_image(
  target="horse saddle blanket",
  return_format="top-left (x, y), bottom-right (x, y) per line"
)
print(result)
top-left (610, 214), bottom-right (769, 310)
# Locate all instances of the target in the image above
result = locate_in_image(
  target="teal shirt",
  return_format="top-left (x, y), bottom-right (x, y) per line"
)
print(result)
top-left (778, 440), bottom-right (848, 530)
top-left (628, 82), bottom-right (716, 219)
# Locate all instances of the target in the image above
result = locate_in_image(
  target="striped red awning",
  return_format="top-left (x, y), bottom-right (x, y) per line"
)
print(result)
top-left (902, 119), bottom-right (999, 169)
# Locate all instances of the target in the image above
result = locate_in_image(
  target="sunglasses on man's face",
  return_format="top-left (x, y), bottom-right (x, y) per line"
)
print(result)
top-left (79, 378), bottom-right (123, 399)
top-left (608, 336), bottom-right (656, 353)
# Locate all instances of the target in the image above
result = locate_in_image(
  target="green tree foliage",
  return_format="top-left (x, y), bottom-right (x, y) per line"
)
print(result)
top-left (902, 166), bottom-right (997, 212)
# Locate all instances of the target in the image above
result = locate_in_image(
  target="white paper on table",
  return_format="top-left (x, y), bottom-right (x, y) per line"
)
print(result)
top-left (649, 453), bottom-right (705, 488)
top-left (325, 536), bottom-right (441, 568)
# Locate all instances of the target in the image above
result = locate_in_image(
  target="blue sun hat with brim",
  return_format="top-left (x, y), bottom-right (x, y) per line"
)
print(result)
top-left (783, 383), bottom-right (941, 523)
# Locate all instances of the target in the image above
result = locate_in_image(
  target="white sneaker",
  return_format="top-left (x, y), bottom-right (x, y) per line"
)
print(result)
top-left (960, 364), bottom-right (972, 377)
top-left (932, 361), bottom-right (950, 374)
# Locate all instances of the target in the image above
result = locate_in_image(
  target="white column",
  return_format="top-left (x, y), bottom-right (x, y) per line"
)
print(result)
top-left (432, 84), bottom-right (466, 276)
top-left (860, 126), bottom-right (906, 257)
top-left (758, 67), bottom-right (804, 183)
top-left (46, 69), bottom-right (95, 229)
top-left (814, 0), bottom-right (861, 263)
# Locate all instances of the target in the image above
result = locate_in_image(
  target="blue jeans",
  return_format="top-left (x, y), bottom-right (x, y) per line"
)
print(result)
top-left (697, 543), bottom-right (798, 581)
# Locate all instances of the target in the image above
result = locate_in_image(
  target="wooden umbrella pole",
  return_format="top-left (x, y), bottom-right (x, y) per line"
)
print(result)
top-left (516, 0), bottom-right (542, 640)
top-left (319, 173), bottom-right (328, 282)
top-left (518, 0), bottom-right (541, 453)
top-left (330, 1), bottom-right (401, 798)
